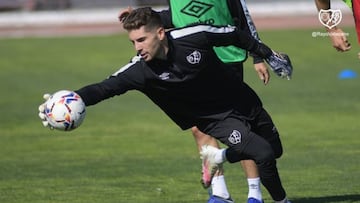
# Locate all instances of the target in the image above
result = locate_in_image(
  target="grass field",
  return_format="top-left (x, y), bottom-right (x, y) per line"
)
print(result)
top-left (0, 28), bottom-right (359, 203)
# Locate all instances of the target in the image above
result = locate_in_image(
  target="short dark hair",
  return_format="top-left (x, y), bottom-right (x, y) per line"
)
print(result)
top-left (122, 7), bottom-right (163, 32)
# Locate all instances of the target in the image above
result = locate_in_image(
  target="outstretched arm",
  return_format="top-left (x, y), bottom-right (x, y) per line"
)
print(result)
top-left (172, 24), bottom-right (292, 79)
top-left (238, 0), bottom-right (270, 84)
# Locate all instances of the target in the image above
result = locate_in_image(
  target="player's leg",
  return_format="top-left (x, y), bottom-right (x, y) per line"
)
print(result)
top-left (236, 132), bottom-right (289, 203)
top-left (240, 160), bottom-right (263, 202)
top-left (192, 126), bottom-right (263, 203)
top-left (200, 115), bottom-right (290, 203)
top-left (245, 109), bottom-right (291, 203)
top-left (250, 108), bottom-right (283, 160)
top-left (191, 126), bottom-right (231, 201)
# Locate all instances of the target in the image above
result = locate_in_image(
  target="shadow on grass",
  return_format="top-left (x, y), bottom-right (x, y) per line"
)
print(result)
top-left (155, 194), bottom-right (360, 203)
top-left (292, 194), bottom-right (360, 203)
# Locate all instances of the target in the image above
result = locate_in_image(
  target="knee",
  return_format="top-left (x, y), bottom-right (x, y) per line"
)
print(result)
top-left (256, 144), bottom-right (276, 165)
top-left (271, 139), bottom-right (283, 159)
top-left (274, 147), bottom-right (283, 159)
top-left (191, 126), bottom-right (208, 141)
top-left (191, 126), bottom-right (201, 136)
top-left (191, 126), bottom-right (219, 149)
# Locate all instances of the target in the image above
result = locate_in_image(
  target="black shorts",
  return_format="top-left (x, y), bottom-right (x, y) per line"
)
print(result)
top-left (205, 108), bottom-right (283, 163)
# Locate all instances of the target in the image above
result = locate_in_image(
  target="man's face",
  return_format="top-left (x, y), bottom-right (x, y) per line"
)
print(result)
top-left (128, 26), bottom-right (165, 61)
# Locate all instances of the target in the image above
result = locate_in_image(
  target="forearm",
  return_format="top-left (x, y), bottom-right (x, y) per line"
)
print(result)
top-left (315, 0), bottom-right (330, 10)
top-left (234, 29), bottom-right (272, 58)
top-left (250, 53), bottom-right (264, 64)
top-left (75, 83), bottom-right (118, 106)
top-left (315, 0), bottom-right (343, 32)
top-left (199, 25), bottom-right (273, 58)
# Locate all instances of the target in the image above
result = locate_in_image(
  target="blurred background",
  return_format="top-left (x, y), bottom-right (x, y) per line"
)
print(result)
top-left (0, 0), bottom-right (354, 38)
top-left (0, 0), bottom-right (165, 10)
top-left (0, 0), bottom-right (352, 11)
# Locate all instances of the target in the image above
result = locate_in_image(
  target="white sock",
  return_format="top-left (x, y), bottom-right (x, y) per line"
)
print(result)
top-left (247, 177), bottom-right (262, 201)
top-left (215, 149), bottom-right (226, 164)
top-left (211, 175), bottom-right (230, 199)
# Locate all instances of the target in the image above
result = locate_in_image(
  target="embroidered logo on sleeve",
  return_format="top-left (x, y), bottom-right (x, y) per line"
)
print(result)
top-left (186, 50), bottom-right (201, 64)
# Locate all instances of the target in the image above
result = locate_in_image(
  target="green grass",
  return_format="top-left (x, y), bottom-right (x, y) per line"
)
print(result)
top-left (0, 28), bottom-right (359, 203)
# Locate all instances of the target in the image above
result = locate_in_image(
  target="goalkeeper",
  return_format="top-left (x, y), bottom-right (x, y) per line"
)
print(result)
top-left (40, 7), bottom-right (292, 203)
top-left (119, 1), bottom-right (292, 203)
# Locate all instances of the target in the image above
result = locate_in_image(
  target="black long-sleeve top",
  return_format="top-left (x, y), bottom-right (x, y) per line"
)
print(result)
top-left (76, 24), bottom-right (269, 130)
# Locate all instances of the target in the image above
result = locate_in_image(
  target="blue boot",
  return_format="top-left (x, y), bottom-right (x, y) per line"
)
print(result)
top-left (208, 195), bottom-right (234, 203)
top-left (247, 197), bottom-right (264, 203)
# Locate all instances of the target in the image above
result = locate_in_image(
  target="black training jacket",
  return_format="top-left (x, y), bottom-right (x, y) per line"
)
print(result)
top-left (76, 24), bottom-right (264, 130)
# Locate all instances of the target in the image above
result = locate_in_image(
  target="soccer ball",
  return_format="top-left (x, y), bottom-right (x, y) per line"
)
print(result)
top-left (44, 90), bottom-right (86, 131)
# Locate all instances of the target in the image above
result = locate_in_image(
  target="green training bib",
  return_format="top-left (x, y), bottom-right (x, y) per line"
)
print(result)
top-left (169, 0), bottom-right (247, 63)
